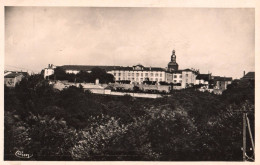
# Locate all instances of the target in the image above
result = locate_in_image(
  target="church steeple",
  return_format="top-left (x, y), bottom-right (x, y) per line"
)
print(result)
top-left (171, 49), bottom-right (176, 63)
top-left (168, 49), bottom-right (179, 72)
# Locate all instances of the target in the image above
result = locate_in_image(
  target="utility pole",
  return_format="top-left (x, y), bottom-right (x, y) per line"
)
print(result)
top-left (236, 101), bottom-right (255, 162)
top-left (246, 113), bottom-right (255, 160)
top-left (242, 112), bottom-right (246, 161)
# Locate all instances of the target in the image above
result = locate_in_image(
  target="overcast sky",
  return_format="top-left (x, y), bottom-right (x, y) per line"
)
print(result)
top-left (5, 7), bottom-right (254, 79)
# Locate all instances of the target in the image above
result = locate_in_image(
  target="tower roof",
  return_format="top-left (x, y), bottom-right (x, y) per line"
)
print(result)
top-left (168, 61), bottom-right (178, 66)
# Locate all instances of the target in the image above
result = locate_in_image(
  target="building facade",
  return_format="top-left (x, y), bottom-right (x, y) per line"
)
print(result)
top-left (44, 64), bottom-right (56, 79)
top-left (212, 76), bottom-right (232, 90)
top-left (42, 49), bottom-right (232, 90)
top-left (110, 65), bottom-right (166, 84)
top-left (4, 73), bottom-right (24, 87)
top-left (43, 50), bottom-right (198, 88)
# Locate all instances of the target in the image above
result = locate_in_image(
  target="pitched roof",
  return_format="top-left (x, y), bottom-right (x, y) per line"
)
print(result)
top-left (60, 65), bottom-right (120, 72)
top-left (4, 73), bottom-right (23, 78)
top-left (171, 70), bottom-right (182, 74)
top-left (182, 69), bottom-right (193, 72)
top-left (196, 74), bottom-right (210, 81)
top-left (213, 76), bottom-right (232, 81)
top-left (60, 65), bottom-right (166, 72)
top-left (181, 68), bottom-right (199, 74)
top-left (113, 66), bottom-right (166, 71)
top-left (242, 72), bottom-right (255, 80)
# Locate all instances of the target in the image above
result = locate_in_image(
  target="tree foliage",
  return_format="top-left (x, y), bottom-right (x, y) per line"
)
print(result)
top-left (4, 74), bottom-right (255, 161)
top-left (50, 67), bottom-right (115, 83)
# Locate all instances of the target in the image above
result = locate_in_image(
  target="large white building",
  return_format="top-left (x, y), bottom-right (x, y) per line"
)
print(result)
top-left (109, 64), bottom-right (166, 84)
top-left (43, 50), bottom-right (218, 88)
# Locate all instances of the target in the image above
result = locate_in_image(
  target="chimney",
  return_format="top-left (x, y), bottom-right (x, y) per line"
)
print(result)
top-left (243, 71), bottom-right (245, 76)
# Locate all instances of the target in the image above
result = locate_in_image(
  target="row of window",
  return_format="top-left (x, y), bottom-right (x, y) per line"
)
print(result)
top-left (174, 75), bottom-right (182, 78)
top-left (174, 74), bottom-right (189, 78)
top-left (117, 77), bottom-right (163, 82)
top-left (114, 72), bottom-right (164, 77)
top-left (114, 73), bottom-right (190, 78)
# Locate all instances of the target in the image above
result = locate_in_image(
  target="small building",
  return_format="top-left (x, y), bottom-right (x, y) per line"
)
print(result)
top-left (181, 69), bottom-right (197, 88)
top-left (241, 72), bottom-right (255, 81)
top-left (195, 74), bottom-right (211, 89)
top-left (196, 74), bottom-right (211, 85)
top-left (4, 73), bottom-right (24, 87)
top-left (43, 64), bottom-right (56, 79)
top-left (233, 71), bottom-right (255, 88)
top-left (213, 76), bottom-right (232, 90)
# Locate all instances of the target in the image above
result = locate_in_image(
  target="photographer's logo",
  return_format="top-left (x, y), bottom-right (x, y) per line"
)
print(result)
top-left (15, 150), bottom-right (33, 159)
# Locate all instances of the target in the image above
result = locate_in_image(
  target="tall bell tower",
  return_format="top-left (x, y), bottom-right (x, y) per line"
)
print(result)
top-left (168, 49), bottom-right (179, 72)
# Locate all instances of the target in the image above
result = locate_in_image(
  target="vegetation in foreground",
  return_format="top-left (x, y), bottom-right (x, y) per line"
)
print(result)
top-left (4, 74), bottom-right (254, 161)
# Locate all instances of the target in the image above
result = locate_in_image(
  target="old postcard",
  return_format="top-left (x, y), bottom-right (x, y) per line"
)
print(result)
top-left (0, 0), bottom-right (259, 165)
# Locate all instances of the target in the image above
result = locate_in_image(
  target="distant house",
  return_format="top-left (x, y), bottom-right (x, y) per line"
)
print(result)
top-left (181, 69), bottom-right (197, 88)
top-left (241, 72), bottom-right (255, 81)
top-left (233, 71), bottom-right (255, 88)
top-left (43, 64), bottom-right (56, 79)
top-left (4, 73), bottom-right (24, 87)
top-left (213, 76), bottom-right (232, 90)
top-left (4, 71), bottom-right (12, 76)
top-left (195, 74), bottom-right (211, 87)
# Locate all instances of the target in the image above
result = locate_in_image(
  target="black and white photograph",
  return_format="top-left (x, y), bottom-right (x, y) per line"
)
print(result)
top-left (3, 4), bottom-right (256, 162)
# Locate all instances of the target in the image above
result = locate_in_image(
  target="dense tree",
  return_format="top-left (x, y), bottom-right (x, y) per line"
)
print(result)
top-left (50, 67), bottom-right (115, 83)
top-left (5, 112), bottom-right (76, 160)
top-left (4, 74), bottom-right (255, 161)
top-left (49, 67), bottom-right (67, 80)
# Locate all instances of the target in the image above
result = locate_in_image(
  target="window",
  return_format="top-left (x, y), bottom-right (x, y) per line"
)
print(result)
top-left (141, 73), bottom-right (143, 77)
top-left (141, 78), bottom-right (143, 81)
top-left (118, 73), bottom-right (121, 76)
top-left (119, 78), bottom-right (121, 80)
top-left (160, 78), bottom-right (162, 81)
top-left (151, 78), bottom-right (153, 81)
top-left (132, 73), bottom-right (134, 76)
top-left (136, 78), bottom-right (139, 81)
top-left (114, 73), bottom-right (116, 76)
top-left (160, 73), bottom-right (162, 77)
top-left (155, 78), bottom-right (158, 81)
top-left (136, 73), bottom-right (139, 77)
top-left (174, 80), bottom-right (177, 82)
top-left (155, 73), bottom-right (158, 77)
top-left (180, 80), bottom-right (182, 83)
top-left (151, 73), bottom-right (154, 76)
top-left (186, 74), bottom-right (188, 77)
top-left (145, 73), bottom-right (148, 76)
top-left (128, 73), bottom-right (130, 76)
top-left (180, 75), bottom-right (182, 78)
top-left (174, 75), bottom-right (177, 78)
